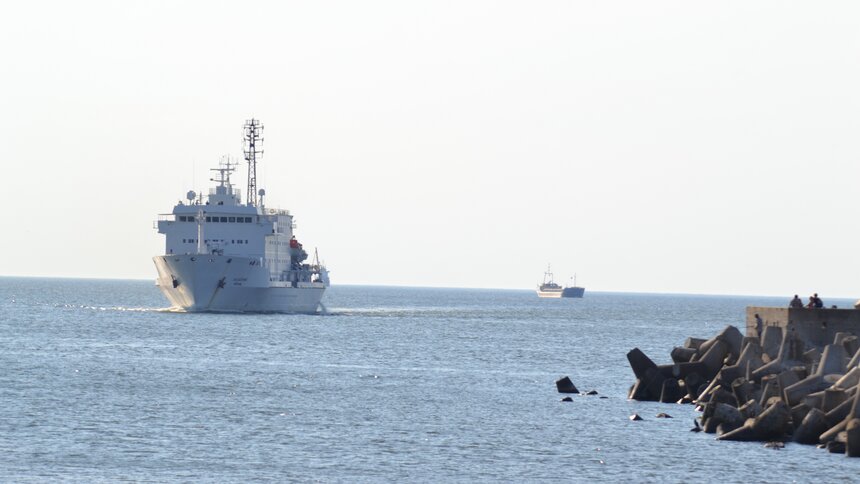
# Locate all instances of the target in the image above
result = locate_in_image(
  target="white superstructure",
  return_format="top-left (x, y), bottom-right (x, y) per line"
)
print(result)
top-left (152, 119), bottom-right (329, 313)
top-left (536, 265), bottom-right (563, 298)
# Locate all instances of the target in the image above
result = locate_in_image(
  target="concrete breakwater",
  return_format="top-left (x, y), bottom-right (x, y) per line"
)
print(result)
top-left (627, 322), bottom-right (860, 456)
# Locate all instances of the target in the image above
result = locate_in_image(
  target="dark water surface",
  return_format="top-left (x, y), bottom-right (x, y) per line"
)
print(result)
top-left (1, 278), bottom-right (858, 482)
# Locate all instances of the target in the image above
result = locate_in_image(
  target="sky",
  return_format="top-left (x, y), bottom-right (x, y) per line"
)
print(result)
top-left (2, 1), bottom-right (860, 297)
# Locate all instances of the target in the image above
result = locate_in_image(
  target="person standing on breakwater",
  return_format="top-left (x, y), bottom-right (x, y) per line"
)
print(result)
top-left (754, 313), bottom-right (763, 339)
top-left (790, 295), bottom-right (804, 308)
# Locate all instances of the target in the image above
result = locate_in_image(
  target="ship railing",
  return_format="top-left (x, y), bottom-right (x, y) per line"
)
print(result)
top-left (153, 214), bottom-right (176, 229)
top-left (269, 266), bottom-right (321, 283)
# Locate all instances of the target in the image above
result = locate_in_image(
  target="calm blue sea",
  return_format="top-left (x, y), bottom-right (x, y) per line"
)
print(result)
top-left (1, 277), bottom-right (858, 482)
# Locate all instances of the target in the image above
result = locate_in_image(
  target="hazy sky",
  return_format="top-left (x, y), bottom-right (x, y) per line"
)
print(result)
top-left (2, 1), bottom-right (860, 297)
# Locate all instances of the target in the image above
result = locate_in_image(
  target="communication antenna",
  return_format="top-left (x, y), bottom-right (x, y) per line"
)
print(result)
top-left (210, 156), bottom-right (236, 188)
top-left (243, 118), bottom-right (264, 206)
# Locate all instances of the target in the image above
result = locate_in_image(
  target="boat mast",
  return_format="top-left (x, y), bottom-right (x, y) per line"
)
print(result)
top-left (243, 119), bottom-right (264, 206)
top-left (196, 207), bottom-right (207, 254)
top-left (211, 157), bottom-right (235, 190)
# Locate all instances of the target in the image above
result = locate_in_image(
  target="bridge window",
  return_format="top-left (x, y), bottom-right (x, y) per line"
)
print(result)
top-left (220, 217), bottom-right (228, 222)
top-left (228, 217), bottom-right (236, 223)
top-left (205, 216), bottom-right (211, 222)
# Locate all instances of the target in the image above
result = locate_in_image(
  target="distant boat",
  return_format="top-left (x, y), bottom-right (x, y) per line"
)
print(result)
top-left (537, 265), bottom-right (563, 298)
top-left (562, 275), bottom-right (585, 298)
top-left (537, 266), bottom-right (586, 298)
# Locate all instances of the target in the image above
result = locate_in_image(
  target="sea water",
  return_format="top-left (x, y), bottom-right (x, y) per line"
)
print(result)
top-left (1, 277), bottom-right (858, 482)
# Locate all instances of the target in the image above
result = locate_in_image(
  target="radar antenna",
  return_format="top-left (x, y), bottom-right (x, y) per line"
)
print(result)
top-left (210, 156), bottom-right (236, 188)
top-left (243, 118), bottom-right (264, 206)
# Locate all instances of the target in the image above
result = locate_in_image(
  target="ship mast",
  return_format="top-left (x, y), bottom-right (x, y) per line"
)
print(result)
top-left (210, 157), bottom-right (236, 190)
top-left (243, 119), bottom-right (264, 206)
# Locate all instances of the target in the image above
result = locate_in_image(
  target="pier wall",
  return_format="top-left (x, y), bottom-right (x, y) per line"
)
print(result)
top-left (745, 307), bottom-right (860, 348)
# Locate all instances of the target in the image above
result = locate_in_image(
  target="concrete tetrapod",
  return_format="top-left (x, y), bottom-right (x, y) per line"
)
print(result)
top-left (701, 340), bottom-right (732, 381)
top-left (733, 340), bottom-right (765, 374)
top-left (819, 381), bottom-right (860, 445)
top-left (718, 325), bottom-right (744, 364)
top-left (822, 388), bottom-right (849, 413)
top-left (803, 347), bottom-right (822, 368)
top-left (845, 336), bottom-right (860, 359)
top-left (671, 346), bottom-right (697, 363)
top-left (758, 376), bottom-right (781, 408)
top-left (659, 378), bottom-right (683, 403)
top-left (718, 400), bottom-right (791, 442)
top-left (790, 403), bottom-right (812, 429)
top-left (627, 348), bottom-right (657, 380)
top-left (784, 344), bottom-right (847, 407)
top-left (847, 346), bottom-right (860, 370)
top-left (776, 370), bottom-right (801, 397)
top-left (824, 397), bottom-right (855, 428)
top-left (626, 348), bottom-right (671, 401)
top-left (751, 331), bottom-right (803, 382)
top-left (817, 343), bottom-right (848, 376)
top-left (802, 392), bottom-right (825, 411)
top-left (684, 372), bottom-right (706, 399)
top-left (707, 403), bottom-right (744, 435)
top-left (556, 376), bottom-right (579, 394)
top-left (794, 408), bottom-right (830, 445)
top-left (732, 378), bottom-right (756, 405)
top-left (684, 336), bottom-right (707, 350)
top-left (846, 418), bottom-right (860, 457)
top-left (833, 367), bottom-right (860, 390)
top-left (760, 325), bottom-right (783, 361)
top-left (739, 399), bottom-right (762, 420)
top-left (623, 321), bottom-right (860, 457)
top-left (835, 334), bottom-right (859, 359)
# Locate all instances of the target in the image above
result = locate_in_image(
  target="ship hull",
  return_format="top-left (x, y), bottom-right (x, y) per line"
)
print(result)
top-left (153, 255), bottom-right (325, 313)
top-left (562, 287), bottom-right (585, 298)
top-left (537, 289), bottom-right (563, 298)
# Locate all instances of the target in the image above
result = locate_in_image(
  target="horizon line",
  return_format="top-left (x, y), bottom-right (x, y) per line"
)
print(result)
top-left (1, 274), bottom-right (857, 301)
